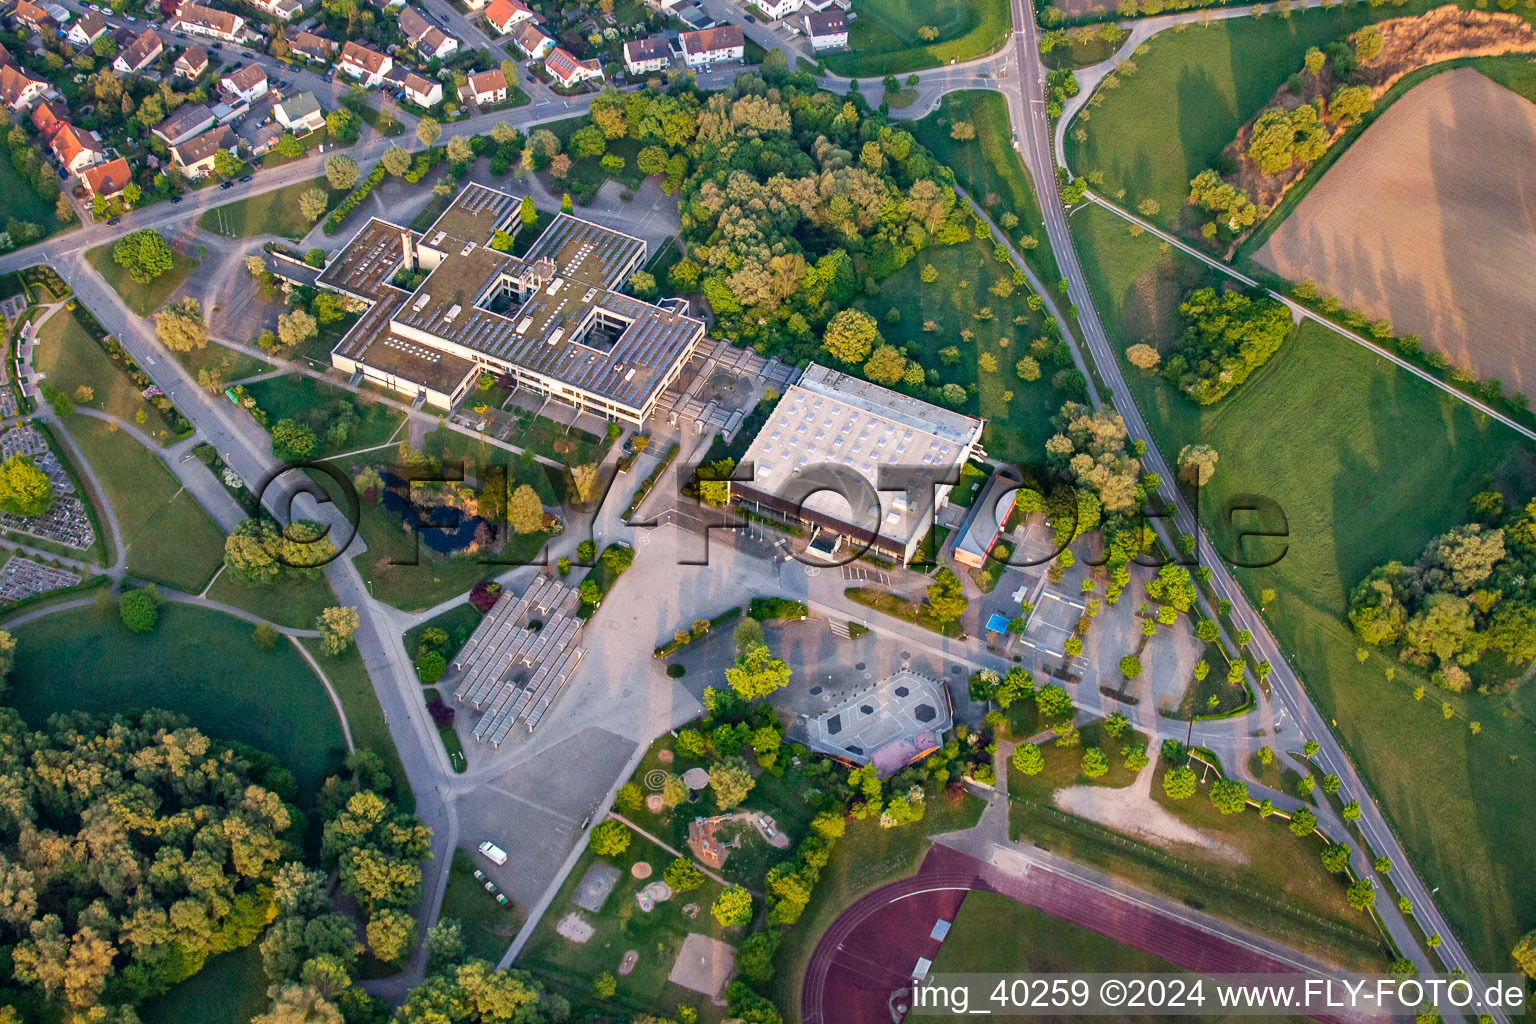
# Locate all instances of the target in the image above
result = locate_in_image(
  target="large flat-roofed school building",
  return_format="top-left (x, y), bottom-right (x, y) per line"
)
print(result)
top-left (319, 183), bottom-right (705, 424)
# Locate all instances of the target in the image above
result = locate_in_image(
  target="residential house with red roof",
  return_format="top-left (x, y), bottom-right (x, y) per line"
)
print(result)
top-left (459, 68), bottom-right (506, 106)
top-left (544, 46), bottom-right (602, 88)
top-left (174, 44), bottom-right (208, 79)
top-left (0, 64), bottom-right (49, 112)
top-left (219, 63), bottom-right (268, 103)
top-left (402, 72), bottom-right (441, 107)
top-left (339, 40), bottom-right (392, 87)
top-left (50, 123), bottom-right (105, 175)
top-left (170, 124), bottom-right (232, 178)
top-left (66, 10), bottom-right (107, 48)
top-left (168, 1), bottom-right (246, 43)
top-left (679, 25), bottom-right (743, 68)
top-left (508, 20), bottom-right (553, 60)
top-left (622, 36), bottom-right (670, 76)
top-left (483, 0), bottom-right (533, 35)
top-left (80, 156), bottom-right (133, 199)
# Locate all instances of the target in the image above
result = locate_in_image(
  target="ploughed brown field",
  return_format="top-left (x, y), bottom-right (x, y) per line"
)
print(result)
top-left (1255, 66), bottom-right (1536, 400)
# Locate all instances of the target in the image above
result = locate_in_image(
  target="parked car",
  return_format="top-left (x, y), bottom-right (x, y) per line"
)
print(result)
top-left (482, 879), bottom-right (498, 894)
top-left (495, 893), bottom-right (510, 906)
top-left (220, 180), bottom-right (234, 189)
top-left (744, 13), bottom-right (754, 21)
top-left (106, 216), bottom-right (121, 225)
top-left (239, 174), bottom-right (252, 182)
top-left (124, 14), bottom-right (135, 21)
top-left (472, 868), bottom-right (486, 882)
top-left (170, 195), bottom-right (182, 203)
top-left (477, 841), bottom-right (508, 865)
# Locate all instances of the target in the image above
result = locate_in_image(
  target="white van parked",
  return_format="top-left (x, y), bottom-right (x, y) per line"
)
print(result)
top-left (477, 841), bottom-right (508, 866)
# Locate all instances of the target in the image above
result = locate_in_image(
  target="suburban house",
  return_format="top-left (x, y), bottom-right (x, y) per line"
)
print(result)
top-left (545, 46), bottom-right (602, 88)
top-left (399, 8), bottom-right (457, 59)
top-left (508, 20), bottom-right (554, 60)
top-left (113, 28), bottom-right (163, 74)
top-left (755, 0), bottom-right (802, 17)
top-left (152, 102), bottom-right (214, 146)
top-left (30, 99), bottom-right (64, 138)
top-left (80, 156), bottom-right (133, 199)
top-left (167, 1), bottom-right (246, 43)
top-left (460, 0), bottom-right (486, 9)
top-left (402, 72), bottom-right (441, 107)
top-left (732, 363), bottom-right (986, 566)
top-left (11, 1), bottom-right (53, 35)
top-left (219, 63), bottom-right (268, 103)
top-left (66, 10), bottom-right (107, 47)
top-left (676, 6), bottom-right (712, 30)
top-left (173, 44), bottom-right (208, 79)
top-left (287, 29), bottom-right (332, 62)
top-left (460, 68), bottom-right (506, 106)
top-left (621, 36), bottom-right (670, 76)
top-left (339, 40), bottom-right (392, 87)
top-left (249, 0), bottom-right (302, 19)
top-left (678, 25), bottom-right (743, 67)
top-left (49, 123), bottom-right (104, 174)
top-left (641, 0), bottom-right (685, 11)
top-left (802, 9), bottom-right (847, 50)
top-left (483, 0), bottom-right (533, 34)
top-left (274, 91), bottom-right (325, 131)
top-left (0, 65), bottom-right (48, 112)
top-left (321, 182), bottom-right (706, 419)
top-left (247, 122), bottom-right (283, 157)
top-left (170, 123), bottom-right (232, 178)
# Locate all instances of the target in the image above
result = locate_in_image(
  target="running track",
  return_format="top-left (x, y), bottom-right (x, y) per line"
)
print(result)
top-left (802, 845), bottom-right (1361, 1024)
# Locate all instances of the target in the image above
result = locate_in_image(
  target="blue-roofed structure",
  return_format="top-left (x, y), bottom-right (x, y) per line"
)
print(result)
top-left (324, 183), bottom-right (705, 422)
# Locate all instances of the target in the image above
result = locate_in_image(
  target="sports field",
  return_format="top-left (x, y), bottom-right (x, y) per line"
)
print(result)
top-left (820, 0), bottom-right (1011, 76)
top-left (1070, 200), bottom-right (1536, 970)
top-left (1064, 0), bottom-right (1441, 229)
top-left (1254, 67), bottom-right (1536, 402)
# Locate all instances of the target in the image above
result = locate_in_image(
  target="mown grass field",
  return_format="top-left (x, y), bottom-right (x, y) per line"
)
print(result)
top-left (301, 639), bottom-right (413, 810)
top-left (67, 416), bottom-right (227, 593)
top-left (197, 176), bottom-right (340, 239)
top-left (440, 850), bottom-right (524, 963)
top-left (0, 158), bottom-right (67, 240)
top-left (821, 0), bottom-right (1011, 76)
top-left (1063, 0), bottom-right (1441, 229)
top-left (243, 373), bottom-right (407, 455)
top-left (849, 235), bottom-right (1074, 465)
top-left (1070, 201), bottom-right (1536, 971)
top-left (911, 90), bottom-right (1062, 285)
top-left (86, 241), bottom-right (199, 317)
top-left (206, 568), bottom-right (337, 630)
top-left (138, 943), bottom-right (267, 1024)
top-left (33, 309), bottom-right (182, 437)
top-left (169, 339), bottom-right (272, 385)
top-left (8, 602), bottom-right (346, 792)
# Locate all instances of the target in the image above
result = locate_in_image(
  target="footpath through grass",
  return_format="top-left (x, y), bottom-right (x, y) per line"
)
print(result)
top-left (86, 241), bottom-right (199, 317)
top-left (243, 373), bottom-right (408, 456)
top-left (67, 416), bottom-right (227, 593)
top-left (1069, 201), bottom-right (1536, 971)
top-left (1063, 0), bottom-right (1440, 229)
top-left (301, 639), bottom-right (413, 810)
top-left (912, 91), bottom-right (1061, 285)
top-left (822, 0), bottom-right (1011, 76)
top-left (206, 569), bottom-right (337, 630)
top-left (8, 602), bottom-right (347, 793)
top-left (197, 176), bottom-right (341, 240)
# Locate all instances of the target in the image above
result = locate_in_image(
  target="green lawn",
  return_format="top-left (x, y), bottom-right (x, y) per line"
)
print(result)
top-left (1064, 0), bottom-right (1441, 230)
top-left (516, 825), bottom-right (740, 1022)
top-left (8, 602), bottom-right (347, 792)
top-left (821, 0), bottom-right (1011, 76)
top-left (770, 791), bottom-right (985, 1023)
top-left (301, 639), bottom-right (413, 810)
top-left (86, 241), bottom-right (199, 317)
top-left (849, 235), bottom-right (1071, 465)
top-left (243, 373), bottom-right (407, 456)
top-left (1007, 719), bottom-right (1147, 800)
top-left (441, 849), bottom-right (522, 963)
top-left (206, 568), bottom-right (337, 629)
top-left (910, 90), bottom-right (1061, 285)
top-left (0, 154), bottom-right (68, 240)
top-left (66, 416), bottom-right (228, 592)
top-left (170, 339), bottom-right (273, 385)
top-left (403, 602), bottom-right (484, 668)
top-left (197, 176), bottom-right (340, 240)
top-left (1070, 202), bottom-right (1536, 971)
top-left (138, 943), bottom-right (267, 1024)
top-left (32, 309), bottom-right (181, 437)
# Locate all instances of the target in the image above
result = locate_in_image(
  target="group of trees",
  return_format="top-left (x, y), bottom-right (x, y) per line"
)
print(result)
top-left (1348, 491), bottom-right (1536, 690)
top-left (112, 229), bottom-right (175, 284)
top-left (1163, 287), bottom-right (1292, 405)
top-left (0, 709), bottom-right (303, 1021)
top-left (1044, 402), bottom-right (1145, 514)
top-left (0, 453), bottom-right (55, 517)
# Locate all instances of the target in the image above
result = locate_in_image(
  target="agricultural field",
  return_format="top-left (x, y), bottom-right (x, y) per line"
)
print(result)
top-left (1064, 0), bottom-right (1442, 229)
top-left (848, 235), bottom-right (1078, 465)
top-left (821, 0), bottom-right (1012, 76)
top-left (7, 603), bottom-right (347, 793)
top-left (1070, 199), bottom-right (1536, 970)
top-left (197, 176), bottom-right (342, 239)
top-left (1253, 66), bottom-right (1536, 402)
top-left (910, 90), bottom-right (1062, 285)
